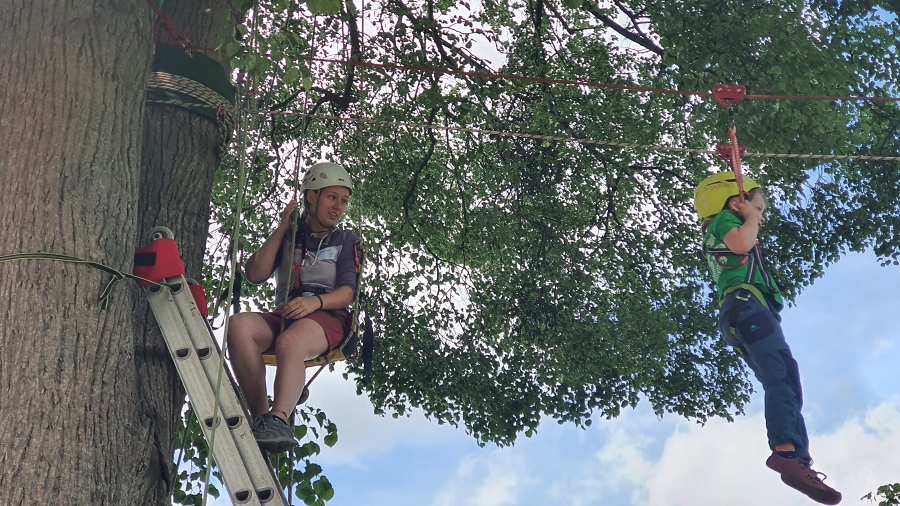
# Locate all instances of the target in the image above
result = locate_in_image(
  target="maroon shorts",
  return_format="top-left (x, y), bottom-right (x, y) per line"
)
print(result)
top-left (257, 309), bottom-right (350, 353)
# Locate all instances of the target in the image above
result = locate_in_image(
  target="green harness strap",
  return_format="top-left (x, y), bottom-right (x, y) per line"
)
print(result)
top-left (720, 283), bottom-right (769, 310)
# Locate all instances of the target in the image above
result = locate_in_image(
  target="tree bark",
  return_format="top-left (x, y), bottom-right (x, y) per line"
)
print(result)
top-left (0, 2), bottom-right (153, 505)
top-left (0, 1), bottom-right (234, 504)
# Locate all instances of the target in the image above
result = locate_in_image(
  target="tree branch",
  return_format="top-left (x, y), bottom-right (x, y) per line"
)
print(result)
top-left (583, 3), bottom-right (663, 55)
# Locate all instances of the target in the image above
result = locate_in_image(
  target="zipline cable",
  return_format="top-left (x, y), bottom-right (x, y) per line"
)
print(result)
top-left (154, 43), bottom-right (900, 104)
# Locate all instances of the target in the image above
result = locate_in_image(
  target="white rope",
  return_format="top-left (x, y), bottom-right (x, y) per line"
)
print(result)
top-left (240, 110), bottom-right (900, 163)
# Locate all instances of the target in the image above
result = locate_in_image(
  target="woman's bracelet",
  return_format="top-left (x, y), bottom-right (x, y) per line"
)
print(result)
top-left (314, 295), bottom-right (324, 310)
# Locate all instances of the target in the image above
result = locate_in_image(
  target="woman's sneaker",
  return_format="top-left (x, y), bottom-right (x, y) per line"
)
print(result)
top-left (765, 452), bottom-right (842, 505)
top-left (251, 413), bottom-right (298, 453)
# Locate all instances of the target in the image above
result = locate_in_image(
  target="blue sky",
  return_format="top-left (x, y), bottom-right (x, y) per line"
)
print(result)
top-left (255, 249), bottom-right (900, 506)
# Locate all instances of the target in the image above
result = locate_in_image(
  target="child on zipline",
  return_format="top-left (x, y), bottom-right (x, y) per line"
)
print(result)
top-left (695, 172), bottom-right (842, 505)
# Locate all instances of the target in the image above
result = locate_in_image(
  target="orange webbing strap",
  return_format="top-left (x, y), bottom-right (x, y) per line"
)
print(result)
top-left (728, 124), bottom-right (745, 203)
top-left (713, 84), bottom-right (748, 203)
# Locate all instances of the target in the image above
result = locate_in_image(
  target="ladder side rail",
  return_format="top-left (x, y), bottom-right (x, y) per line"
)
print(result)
top-left (167, 277), bottom-right (289, 506)
top-left (145, 284), bottom-right (261, 506)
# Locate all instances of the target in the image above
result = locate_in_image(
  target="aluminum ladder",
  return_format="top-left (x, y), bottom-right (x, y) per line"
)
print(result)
top-left (144, 274), bottom-right (289, 506)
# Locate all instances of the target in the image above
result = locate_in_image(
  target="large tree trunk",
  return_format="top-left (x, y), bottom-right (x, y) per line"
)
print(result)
top-left (133, 1), bottom-right (235, 504)
top-left (0, 2), bottom-right (153, 505)
top-left (0, 1), bottom-right (234, 504)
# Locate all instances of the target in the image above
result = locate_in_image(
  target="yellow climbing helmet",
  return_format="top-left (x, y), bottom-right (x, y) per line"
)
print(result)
top-left (301, 162), bottom-right (353, 194)
top-left (693, 171), bottom-right (760, 219)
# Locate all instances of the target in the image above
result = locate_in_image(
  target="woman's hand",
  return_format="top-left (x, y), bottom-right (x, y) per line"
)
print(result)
top-left (282, 295), bottom-right (322, 320)
top-left (277, 200), bottom-right (300, 231)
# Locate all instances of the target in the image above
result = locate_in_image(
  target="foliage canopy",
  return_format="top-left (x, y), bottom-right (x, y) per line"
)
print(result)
top-left (203, 0), bottom-right (900, 449)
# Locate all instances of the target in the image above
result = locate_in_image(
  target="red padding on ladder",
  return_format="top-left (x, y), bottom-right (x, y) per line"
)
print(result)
top-left (189, 284), bottom-right (209, 317)
top-left (133, 238), bottom-right (185, 287)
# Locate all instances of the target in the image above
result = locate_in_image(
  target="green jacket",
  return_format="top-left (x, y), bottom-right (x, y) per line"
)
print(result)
top-left (704, 210), bottom-right (784, 311)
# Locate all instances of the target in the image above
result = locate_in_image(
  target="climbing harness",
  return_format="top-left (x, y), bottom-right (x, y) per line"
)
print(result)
top-left (262, 200), bottom-right (374, 391)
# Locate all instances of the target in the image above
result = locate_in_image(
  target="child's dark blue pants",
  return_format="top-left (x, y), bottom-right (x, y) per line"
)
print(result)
top-left (718, 289), bottom-right (809, 458)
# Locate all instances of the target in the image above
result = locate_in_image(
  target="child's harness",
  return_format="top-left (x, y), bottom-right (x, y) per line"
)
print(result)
top-left (704, 241), bottom-right (780, 296)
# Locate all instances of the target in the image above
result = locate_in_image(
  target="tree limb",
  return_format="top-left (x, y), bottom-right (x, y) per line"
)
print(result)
top-left (583, 3), bottom-right (663, 55)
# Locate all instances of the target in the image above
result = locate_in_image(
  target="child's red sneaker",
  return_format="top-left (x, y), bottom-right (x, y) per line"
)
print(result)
top-left (765, 452), bottom-right (842, 505)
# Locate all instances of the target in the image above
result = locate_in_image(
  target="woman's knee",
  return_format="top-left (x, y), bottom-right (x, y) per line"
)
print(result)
top-left (227, 313), bottom-right (271, 348)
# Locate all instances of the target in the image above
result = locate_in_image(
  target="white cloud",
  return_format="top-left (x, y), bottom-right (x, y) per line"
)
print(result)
top-left (430, 451), bottom-right (525, 506)
top-left (644, 412), bottom-right (797, 506)
top-left (463, 398), bottom-right (900, 506)
top-left (296, 362), bottom-right (472, 468)
top-left (609, 400), bottom-right (900, 506)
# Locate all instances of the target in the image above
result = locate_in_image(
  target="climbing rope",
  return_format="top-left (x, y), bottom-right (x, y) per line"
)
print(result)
top-left (282, 13), bottom-right (318, 506)
top-left (0, 253), bottom-right (163, 309)
top-left (728, 125), bottom-right (745, 201)
top-left (146, 72), bottom-right (236, 135)
top-left (151, 44), bottom-right (900, 105)
top-left (200, 24), bottom-right (258, 506)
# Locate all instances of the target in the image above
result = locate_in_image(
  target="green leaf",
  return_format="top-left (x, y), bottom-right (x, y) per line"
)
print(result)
top-left (307, 0), bottom-right (342, 16)
top-left (301, 441), bottom-right (321, 456)
top-left (225, 41), bottom-right (243, 57)
top-left (284, 67), bottom-right (301, 85)
top-left (312, 476), bottom-right (332, 495)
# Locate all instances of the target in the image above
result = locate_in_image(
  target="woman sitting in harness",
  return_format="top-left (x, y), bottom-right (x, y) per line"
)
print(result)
top-left (227, 162), bottom-right (358, 453)
top-left (696, 172), bottom-right (841, 505)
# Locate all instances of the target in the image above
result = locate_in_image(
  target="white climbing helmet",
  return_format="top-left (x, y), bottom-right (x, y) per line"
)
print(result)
top-left (300, 162), bottom-right (353, 195)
